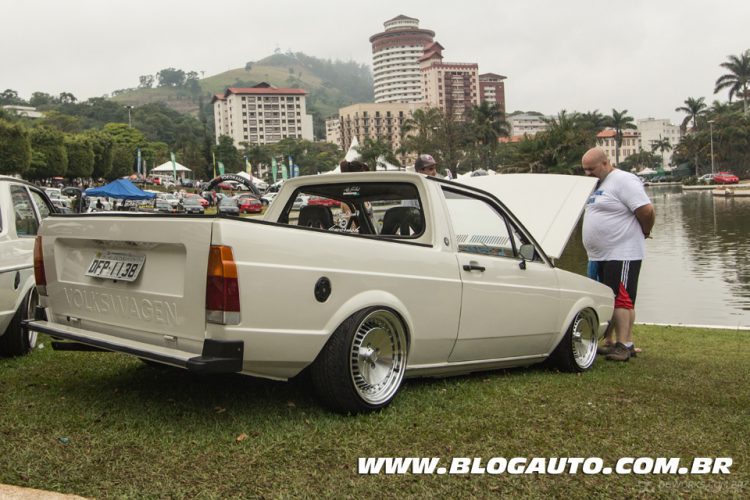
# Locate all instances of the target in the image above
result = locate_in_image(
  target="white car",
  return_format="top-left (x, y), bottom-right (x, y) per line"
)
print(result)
top-left (1, 177), bottom-right (54, 356)
top-left (29, 173), bottom-right (614, 412)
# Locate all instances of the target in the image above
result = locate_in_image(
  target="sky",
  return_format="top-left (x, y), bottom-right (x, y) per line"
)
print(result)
top-left (2, 0), bottom-right (748, 124)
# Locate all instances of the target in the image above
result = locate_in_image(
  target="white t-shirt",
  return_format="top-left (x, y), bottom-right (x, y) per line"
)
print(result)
top-left (582, 169), bottom-right (651, 261)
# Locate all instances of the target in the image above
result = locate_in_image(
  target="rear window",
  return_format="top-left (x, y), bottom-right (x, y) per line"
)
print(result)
top-left (275, 182), bottom-right (425, 238)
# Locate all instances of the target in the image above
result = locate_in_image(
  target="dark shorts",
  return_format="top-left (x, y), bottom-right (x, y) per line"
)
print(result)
top-left (590, 260), bottom-right (642, 310)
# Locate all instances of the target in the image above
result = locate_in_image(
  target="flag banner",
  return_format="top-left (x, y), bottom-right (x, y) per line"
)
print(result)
top-left (170, 152), bottom-right (177, 181)
top-left (293, 164), bottom-right (299, 177)
top-left (288, 156), bottom-right (294, 178)
top-left (245, 157), bottom-right (253, 178)
top-left (217, 161), bottom-right (225, 175)
top-left (212, 151), bottom-right (217, 178)
top-left (137, 148), bottom-right (142, 176)
top-left (280, 160), bottom-right (288, 180)
top-left (271, 158), bottom-right (278, 183)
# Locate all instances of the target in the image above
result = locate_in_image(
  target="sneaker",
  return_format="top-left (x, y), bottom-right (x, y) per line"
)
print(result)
top-left (605, 342), bottom-right (631, 362)
top-left (597, 342), bottom-right (615, 355)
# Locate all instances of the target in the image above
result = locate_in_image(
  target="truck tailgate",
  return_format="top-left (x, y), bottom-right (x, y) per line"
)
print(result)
top-left (39, 215), bottom-right (213, 350)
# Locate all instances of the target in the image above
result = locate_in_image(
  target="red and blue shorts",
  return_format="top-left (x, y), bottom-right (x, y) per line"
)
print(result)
top-left (590, 260), bottom-right (642, 310)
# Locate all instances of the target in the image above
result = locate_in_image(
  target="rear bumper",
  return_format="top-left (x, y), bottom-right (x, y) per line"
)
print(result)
top-left (22, 320), bottom-right (243, 374)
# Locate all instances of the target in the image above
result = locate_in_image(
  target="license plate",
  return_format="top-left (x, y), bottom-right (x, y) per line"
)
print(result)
top-left (86, 252), bottom-right (146, 282)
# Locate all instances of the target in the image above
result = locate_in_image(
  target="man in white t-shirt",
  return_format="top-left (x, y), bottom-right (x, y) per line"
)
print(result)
top-left (582, 148), bottom-right (655, 361)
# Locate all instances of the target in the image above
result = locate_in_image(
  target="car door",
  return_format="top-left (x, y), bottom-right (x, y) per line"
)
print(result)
top-left (0, 182), bottom-right (53, 332)
top-left (442, 187), bottom-right (561, 363)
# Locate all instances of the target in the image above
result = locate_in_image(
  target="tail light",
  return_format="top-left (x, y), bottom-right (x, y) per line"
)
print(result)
top-left (206, 245), bottom-right (240, 324)
top-left (34, 236), bottom-right (47, 296)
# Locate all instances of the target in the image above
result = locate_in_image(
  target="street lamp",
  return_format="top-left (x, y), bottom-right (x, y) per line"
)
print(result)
top-left (708, 120), bottom-right (715, 174)
top-left (125, 105), bottom-right (134, 128)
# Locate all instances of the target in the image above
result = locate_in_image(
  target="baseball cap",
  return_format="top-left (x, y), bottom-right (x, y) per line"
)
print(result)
top-left (415, 154), bottom-right (436, 170)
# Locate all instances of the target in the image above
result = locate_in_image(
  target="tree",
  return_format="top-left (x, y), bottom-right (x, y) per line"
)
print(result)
top-left (0, 89), bottom-right (26, 106)
top-left (714, 50), bottom-right (750, 114)
top-left (156, 68), bottom-right (187, 88)
top-left (607, 109), bottom-right (636, 166)
top-left (138, 75), bottom-right (155, 89)
top-left (0, 120), bottom-right (32, 175)
top-left (400, 108), bottom-right (441, 156)
top-left (675, 97), bottom-right (707, 132)
top-left (84, 130), bottom-right (113, 179)
top-left (28, 126), bottom-right (68, 179)
top-left (58, 92), bottom-right (77, 104)
top-left (355, 138), bottom-right (400, 169)
top-left (29, 92), bottom-right (56, 107)
top-left (650, 136), bottom-right (672, 169)
top-left (467, 102), bottom-right (510, 169)
top-left (579, 110), bottom-right (609, 132)
top-left (214, 135), bottom-right (241, 172)
top-left (64, 134), bottom-right (95, 179)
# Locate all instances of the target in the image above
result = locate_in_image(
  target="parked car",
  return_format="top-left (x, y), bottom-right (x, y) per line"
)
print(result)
top-left (239, 196), bottom-right (263, 214)
top-left (154, 199), bottom-right (179, 213)
top-left (697, 174), bottom-right (716, 184)
top-left (713, 172), bottom-right (739, 184)
top-left (307, 195), bottom-right (340, 208)
top-left (0, 176), bottom-right (55, 356)
top-left (217, 197), bottom-right (240, 215)
top-left (184, 193), bottom-right (208, 207)
top-left (292, 194), bottom-right (310, 210)
top-left (29, 172), bottom-right (614, 413)
top-left (261, 192), bottom-right (277, 206)
top-left (182, 197), bottom-right (205, 214)
top-left (157, 193), bottom-right (180, 208)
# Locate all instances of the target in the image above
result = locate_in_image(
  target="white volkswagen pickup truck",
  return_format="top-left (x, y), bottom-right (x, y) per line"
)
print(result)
top-left (25, 172), bottom-right (614, 413)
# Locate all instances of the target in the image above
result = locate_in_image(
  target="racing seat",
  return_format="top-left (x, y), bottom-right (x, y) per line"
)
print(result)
top-left (298, 205), bottom-right (334, 229)
top-left (381, 206), bottom-right (423, 236)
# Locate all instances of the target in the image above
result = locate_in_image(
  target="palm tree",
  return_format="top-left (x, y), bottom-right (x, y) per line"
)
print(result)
top-left (675, 97), bottom-right (707, 132)
top-left (607, 109), bottom-right (637, 166)
top-left (650, 135), bottom-right (672, 170)
top-left (714, 50), bottom-right (750, 114)
top-left (579, 110), bottom-right (609, 132)
top-left (468, 102), bottom-right (510, 168)
top-left (400, 107), bottom-right (441, 156)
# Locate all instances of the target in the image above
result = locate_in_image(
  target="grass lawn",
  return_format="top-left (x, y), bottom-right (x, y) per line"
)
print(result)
top-left (0, 325), bottom-right (747, 498)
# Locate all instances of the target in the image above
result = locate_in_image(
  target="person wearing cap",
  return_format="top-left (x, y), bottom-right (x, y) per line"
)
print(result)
top-left (414, 154), bottom-right (438, 177)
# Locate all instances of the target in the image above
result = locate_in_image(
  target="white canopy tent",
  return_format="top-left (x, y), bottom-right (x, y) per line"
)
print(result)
top-left (233, 171), bottom-right (268, 191)
top-left (150, 161), bottom-right (193, 179)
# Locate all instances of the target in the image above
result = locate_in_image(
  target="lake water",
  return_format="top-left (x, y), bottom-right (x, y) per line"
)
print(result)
top-left (557, 186), bottom-right (750, 328)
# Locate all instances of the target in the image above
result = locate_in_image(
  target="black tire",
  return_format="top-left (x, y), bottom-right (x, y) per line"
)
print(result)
top-left (548, 309), bottom-right (598, 372)
top-left (0, 287), bottom-right (39, 357)
top-left (311, 307), bottom-right (408, 414)
top-left (261, 199), bottom-right (269, 206)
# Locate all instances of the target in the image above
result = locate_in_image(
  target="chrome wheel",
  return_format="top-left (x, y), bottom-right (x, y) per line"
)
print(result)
top-left (570, 309), bottom-right (597, 369)
top-left (349, 310), bottom-right (407, 406)
top-left (24, 288), bottom-right (39, 349)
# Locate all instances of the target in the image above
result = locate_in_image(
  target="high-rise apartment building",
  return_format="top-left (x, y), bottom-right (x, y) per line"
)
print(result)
top-left (325, 116), bottom-right (341, 146)
top-left (370, 15), bottom-right (435, 103)
top-left (420, 42), bottom-right (479, 120)
top-left (212, 83), bottom-right (314, 146)
top-left (478, 73), bottom-right (507, 113)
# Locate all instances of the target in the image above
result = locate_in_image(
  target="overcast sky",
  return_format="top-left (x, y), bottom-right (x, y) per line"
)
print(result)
top-left (3, 0), bottom-right (748, 124)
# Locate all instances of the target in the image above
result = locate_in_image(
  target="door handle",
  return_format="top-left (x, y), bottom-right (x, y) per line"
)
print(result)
top-left (462, 262), bottom-right (486, 272)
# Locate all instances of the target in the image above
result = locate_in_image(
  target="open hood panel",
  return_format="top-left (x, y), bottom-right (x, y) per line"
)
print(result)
top-left (457, 174), bottom-right (596, 259)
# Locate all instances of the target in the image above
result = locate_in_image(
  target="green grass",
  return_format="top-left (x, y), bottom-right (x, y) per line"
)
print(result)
top-left (1, 326), bottom-right (748, 498)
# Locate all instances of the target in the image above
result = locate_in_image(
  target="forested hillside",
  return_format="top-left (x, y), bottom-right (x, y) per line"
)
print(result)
top-left (111, 51), bottom-right (373, 138)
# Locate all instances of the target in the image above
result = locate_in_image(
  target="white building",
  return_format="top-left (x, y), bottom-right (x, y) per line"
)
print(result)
top-left (2, 105), bottom-right (43, 118)
top-left (212, 83), bottom-right (314, 146)
top-left (508, 113), bottom-right (550, 137)
top-left (370, 15), bottom-right (435, 103)
top-left (636, 118), bottom-right (682, 167)
top-left (596, 128), bottom-right (641, 165)
top-left (325, 116), bottom-right (341, 146)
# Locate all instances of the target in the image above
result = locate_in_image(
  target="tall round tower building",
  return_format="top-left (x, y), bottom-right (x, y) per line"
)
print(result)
top-left (370, 15), bottom-right (435, 103)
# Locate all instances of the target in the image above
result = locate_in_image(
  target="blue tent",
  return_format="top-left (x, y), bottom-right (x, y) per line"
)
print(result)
top-left (85, 179), bottom-right (156, 200)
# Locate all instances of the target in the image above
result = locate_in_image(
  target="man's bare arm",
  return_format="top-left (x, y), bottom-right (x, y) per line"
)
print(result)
top-left (635, 204), bottom-right (655, 238)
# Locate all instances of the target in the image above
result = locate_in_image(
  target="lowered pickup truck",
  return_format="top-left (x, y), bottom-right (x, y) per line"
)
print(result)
top-left (26, 172), bottom-right (613, 413)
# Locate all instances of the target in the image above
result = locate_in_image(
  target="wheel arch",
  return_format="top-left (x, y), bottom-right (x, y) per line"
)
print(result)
top-left (550, 297), bottom-right (600, 353)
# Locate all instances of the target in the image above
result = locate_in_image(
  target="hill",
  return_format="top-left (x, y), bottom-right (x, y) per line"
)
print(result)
top-left (111, 52), bottom-right (374, 137)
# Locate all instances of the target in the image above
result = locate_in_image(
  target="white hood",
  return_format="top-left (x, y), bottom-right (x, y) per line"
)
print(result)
top-left (457, 174), bottom-right (596, 259)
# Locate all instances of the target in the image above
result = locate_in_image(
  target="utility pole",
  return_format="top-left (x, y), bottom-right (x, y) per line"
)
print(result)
top-left (708, 120), bottom-right (715, 175)
top-left (126, 105), bottom-right (134, 128)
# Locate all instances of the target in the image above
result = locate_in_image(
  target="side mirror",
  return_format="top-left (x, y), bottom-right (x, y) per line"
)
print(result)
top-left (519, 243), bottom-right (536, 262)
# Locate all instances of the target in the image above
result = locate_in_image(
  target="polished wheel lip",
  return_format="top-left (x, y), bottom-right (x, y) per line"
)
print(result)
top-left (349, 310), bottom-right (407, 406)
top-left (571, 309), bottom-right (597, 369)
top-left (25, 288), bottom-right (39, 349)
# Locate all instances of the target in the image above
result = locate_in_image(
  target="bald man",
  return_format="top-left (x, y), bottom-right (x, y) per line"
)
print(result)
top-left (582, 148), bottom-right (655, 361)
